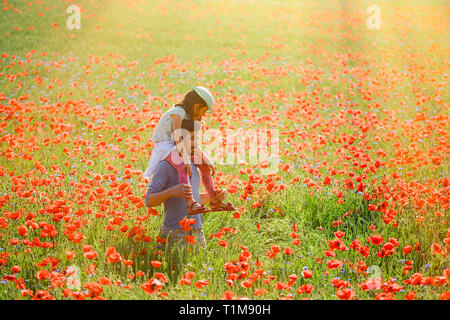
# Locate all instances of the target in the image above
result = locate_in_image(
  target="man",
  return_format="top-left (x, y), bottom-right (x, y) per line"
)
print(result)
top-left (145, 120), bottom-right (226, 250)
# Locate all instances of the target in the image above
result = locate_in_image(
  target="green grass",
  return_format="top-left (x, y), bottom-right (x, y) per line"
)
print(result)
top-left (0, 0), bottom-right (448, 300)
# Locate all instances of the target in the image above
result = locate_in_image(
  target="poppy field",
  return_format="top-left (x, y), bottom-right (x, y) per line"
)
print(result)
top-left (0, 0), bottom-right (448, 300)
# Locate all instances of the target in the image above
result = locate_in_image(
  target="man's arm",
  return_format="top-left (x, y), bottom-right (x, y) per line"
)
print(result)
top-left (146, 184), bottom-right (194, 207)
top-left (146, 188), bottom-right (175, 207)
top-left (145, 161), bottom-right (195, 208)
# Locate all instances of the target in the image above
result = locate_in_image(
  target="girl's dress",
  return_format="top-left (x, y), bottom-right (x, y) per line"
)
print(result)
top-left (143, 105), bottom-right (187, 182)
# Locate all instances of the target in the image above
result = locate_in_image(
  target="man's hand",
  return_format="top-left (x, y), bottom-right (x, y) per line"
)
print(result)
top-left (169, 183), bottom-right (193, 199)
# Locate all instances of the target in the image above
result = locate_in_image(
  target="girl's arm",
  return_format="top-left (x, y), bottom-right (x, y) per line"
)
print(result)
top-left (171, 114), bottom-right (191, 164)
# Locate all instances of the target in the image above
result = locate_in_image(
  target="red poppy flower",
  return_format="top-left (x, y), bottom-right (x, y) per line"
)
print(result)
top-left (302, 269), bottom-right (313, 278)
top-left (221, 291), bottom-right (236, 300)
top-left (369, 235), bottom-right (384, 246)
top-left (32, 290), bottom-right (55, 300)
top-left (99, 277), bottom-right (112, 286)
top-left (141, 278), bottom-right (163, 294)
top-left (403, 245), bottom-right (413, 255)
top-left (334, 231), bottom-right (345, 238)
top-left (107, 252), bottom-right (122, 263)
top-left (431, 243), bottom-right (443, 255)
top-left (154, 272), bottom-right (168, 283)
top-left (185, 235), bottom-right (196, 245)
top-left (17, 225), bottom-right (28, 236)
top-left (336, 288), bottom-right (354, 300)
top-left (36, 269), bottom-right (50, 280)
top-left (240, 280), bottom-right (252, 288)
top-left (327, 259), bottom-right (343, 269)
top-left (297, 284), bottom-right (314, 294)
top-left (11, 265), bottom-right (21, 273)
top-left (84, 251), bottom-right (98, 260)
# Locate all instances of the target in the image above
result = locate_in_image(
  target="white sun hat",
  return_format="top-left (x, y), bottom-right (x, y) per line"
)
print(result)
top-left (193, 86), bottom-right (214, 113)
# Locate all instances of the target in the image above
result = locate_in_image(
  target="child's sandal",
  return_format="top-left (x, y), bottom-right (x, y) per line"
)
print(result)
top-left (209, 201), bottom-right (235, 212)
top-left (187, 201), bottom-right (210, 215)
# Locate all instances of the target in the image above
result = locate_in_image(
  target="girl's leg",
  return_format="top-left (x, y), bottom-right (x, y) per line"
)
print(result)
top-left (196, 162), bottom-right (216, 198)
top-left (165, 149), bottom-right (190, 185)
top-left (193, 154), bottom-right (235, 211)
top-left (165, 150), bottom-right (206, 213)
top-left (193, 153), bottom-right (216, 198)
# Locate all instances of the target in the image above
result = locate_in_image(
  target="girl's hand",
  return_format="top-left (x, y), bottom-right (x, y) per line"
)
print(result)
top-left (183, 163), bottom-right (192, 176)
top-left (213, 189), bottom-right (225, 202)
top-left (207, 163), bottom-right (215, 176)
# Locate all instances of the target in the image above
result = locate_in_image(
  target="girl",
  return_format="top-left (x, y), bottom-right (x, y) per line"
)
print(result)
top-left (144, 86), bottom-right (233, 214)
